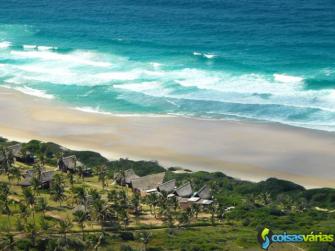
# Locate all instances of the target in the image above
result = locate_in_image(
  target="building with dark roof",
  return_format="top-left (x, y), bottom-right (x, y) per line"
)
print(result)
top-left (131, 172), bottom-right (166, 194)
top-left (19, 171), bottom-right (55, 188)
top-left (174, 182), bottom-right (193, 198)
top-left (114, 169), bottom-right (140, 186)
top-left (58, 155), bottom-right (77, 172)
top-left (58, 155), bottom-right (91, 176)
top-left (157, 179), bottom-right (176, 193)
top-left (7, 144), bottom-right (22, 158)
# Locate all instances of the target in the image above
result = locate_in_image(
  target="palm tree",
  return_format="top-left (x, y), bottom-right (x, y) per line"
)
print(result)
top-left (76, 165), bottom-right (85, 181)
top-left (191, 204), bottom-right (201, 219)
top-left (167, 195), bottom-right (179, 212)
top-left (39, 216), bottom-right (49, 232)
top-left (0, 233), bottom-right (15, 251)
top-left (31, 176), bottom-right (41, 195)
top-left (58, 218), bottom-right (73, 244)
top-left (117, 206), bottom-right (129, 230)
top-left (18, 202), bottom-right (30, 224)
top-left (131, 193), bottom-right (141, 218)
top-left (22, 187), bottom-right (36, 224)
top-left (146, 193), bottom-right (159, 218)
top-left (33, 163), bottom-right (43, 180)
top-left (95, 165), bottom-right (107, 190)
top-left (89, 188), bottom-right (101, 203)
top-left (73, 210), bottom-right (89, 240)
top-left (107, 190), bottom-right (118, 204)
top-left (72, 186), bottom-right (88, 210)
top-left (0, 147), bottom-right (14, 175)
top-left (37, 152), bottom-right (46, 167)
top-left (36, 197), bottom-right (48, 216)
top-left (0, 148), bottom-right (15, 184)
top-left (8, 166), bottom-right (21, 184)
top-left (25, 222), bottom-right (37, 247)
top-left (137, 231), bottom-right (152, 251)
top-left (177, 211), bottom-right (190, 227)
top-left (91, 198), bottom-right (113, 232)
top-left (208, 202), bottom-right (218, 226)
top-left (67, 171), bottom-right (75, 188)
top-left (0, 183), bottom-right (11, 230)
top-left (50, 174), bottom-right (66, 207)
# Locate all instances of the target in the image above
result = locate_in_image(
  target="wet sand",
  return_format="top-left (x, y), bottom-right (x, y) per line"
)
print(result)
top-left (0, 87), bottom-right (335, 188)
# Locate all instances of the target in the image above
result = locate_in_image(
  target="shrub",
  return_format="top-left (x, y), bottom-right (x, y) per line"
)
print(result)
top-left (120, 231), bottom-right (135, 241)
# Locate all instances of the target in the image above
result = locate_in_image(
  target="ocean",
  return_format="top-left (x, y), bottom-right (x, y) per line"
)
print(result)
top-left (0, 0), bottom-right (335, 131)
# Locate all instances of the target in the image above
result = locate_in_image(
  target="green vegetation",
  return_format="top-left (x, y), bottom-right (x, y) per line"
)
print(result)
top-left (0, 138), bottom-right (334, 251)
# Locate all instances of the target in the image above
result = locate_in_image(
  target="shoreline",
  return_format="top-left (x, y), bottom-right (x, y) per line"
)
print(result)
top-left (1, 87), bottom-right (335, 188)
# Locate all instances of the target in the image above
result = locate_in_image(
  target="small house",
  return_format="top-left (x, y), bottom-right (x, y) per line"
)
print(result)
top-left (114, 169), bottom-right (139, 186)
top-left (58, 155), bottom-right (91, 176)
top-left (174, 182), bottom-right (193, 198)
top-left (157, 179), bottom-right (176, 194)
top-left (192, 185), bottom-right (213, 206)
top-left (131, 172), bottom-right (166, 195)
top-left (58, 155), bottom-right (77, 172)
top-left (19, 171), bottom-right (55, 189)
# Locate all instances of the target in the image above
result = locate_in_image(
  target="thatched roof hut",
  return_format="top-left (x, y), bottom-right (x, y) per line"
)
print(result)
top-left (58, 155), bottom-right (90, 175)
top-left (114, 169), bottom-right (140, 185)
top-left (7, 144), bottom-right (23, 158)
top-left (175, 182), bottom-right (193, 198)
top-left (131, 172), bottom-right (165, 193)
top-left (193, 185), bottom-right (213, 205)
top-left (59, 155), bottom-right (77, 171)
top-left (195, 185), bottom-right (212, 200)
top-left (157, 179), bottom-right (176, 193)
top-left (20, 171), bottom-right (55, 188)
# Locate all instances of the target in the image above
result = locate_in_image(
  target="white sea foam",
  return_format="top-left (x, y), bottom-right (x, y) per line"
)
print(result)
top-left (96, 71), bottom-right (141, 81)
top-left (273, 73), bottom-right (304, 83)
top-left (37, 45), bottom-right (57, 51)
top-left (203, 53), bottom-right (216, 59)
top-left (23, 44), bottom-right (37, 50)
top-left (74, 106), bottom-right (113, 115)
top-left (10, 50), bottom-right (112, 68)
top-left (12, 86), bottom-right (54, 99)
top-left (0, 41), bottom-right (11, 49)
top-left (1, 45), bottom-right (335, 131)
top-left (114, 82), bottom-right (161, 92)
top-left (193, 52), bottom-right (216, 59)
top-left (74, 106), bottom-right (172, 118)
top-left (150, 62), bottom-right (162, 69)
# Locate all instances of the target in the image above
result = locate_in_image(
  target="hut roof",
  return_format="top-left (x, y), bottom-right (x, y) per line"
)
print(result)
top-left (7, 144), bottom-right (22, 157)
top-left (62, 155), bottom-right (77, 170)
top-left (175, 182), bottom-right (193, 198)
top-left (40, 171), bottom-right (55, 183)
top-left (158, 179), bottom-right (176, 193)
top-left (114, 169), bottom-right (140, 184)
top-left (131, 172), bottom-right (165, 192)
top-left (124, 169), bottom-right (140, 184)
top-left (195, 185), bottom-right (212, 200)
top-left (20, 171), bottom-right (54, 186)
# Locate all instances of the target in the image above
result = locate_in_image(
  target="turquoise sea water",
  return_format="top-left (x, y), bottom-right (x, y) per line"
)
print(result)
top-left (0, 0), bottom-right (335, 131)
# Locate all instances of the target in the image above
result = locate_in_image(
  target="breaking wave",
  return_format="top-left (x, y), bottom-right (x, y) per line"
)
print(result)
top-left (0, 39), bottom-right (334, 131)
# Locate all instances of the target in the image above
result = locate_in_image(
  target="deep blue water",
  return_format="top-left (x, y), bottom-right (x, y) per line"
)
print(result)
top-left (0, 0), bottom-right (335, 130)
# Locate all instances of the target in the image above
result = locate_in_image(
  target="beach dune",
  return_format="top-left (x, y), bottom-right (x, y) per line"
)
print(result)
top-left (0, 88), bottom-right (335, 188)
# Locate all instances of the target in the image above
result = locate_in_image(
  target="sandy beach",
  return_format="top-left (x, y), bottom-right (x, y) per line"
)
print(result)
top-left (0, 87), bottom-right (334, 188)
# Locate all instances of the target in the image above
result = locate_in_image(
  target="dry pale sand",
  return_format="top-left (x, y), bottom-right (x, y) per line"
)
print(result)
top-left (0, 87), bottom-right (335, 188)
